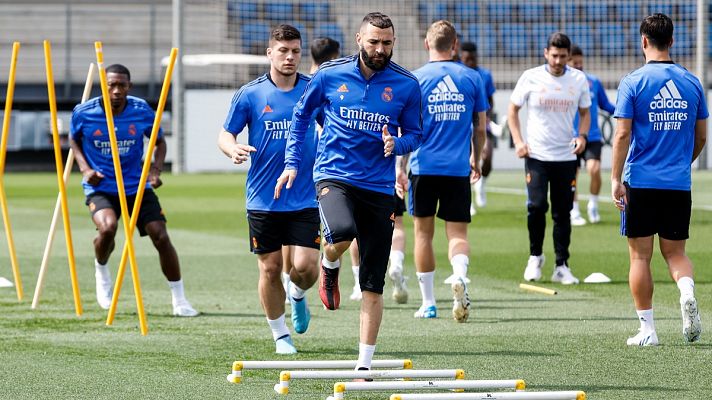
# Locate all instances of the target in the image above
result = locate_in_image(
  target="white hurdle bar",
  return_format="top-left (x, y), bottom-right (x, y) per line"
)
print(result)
top-left (227, 359), bottom-right (412, 383)
top-left (275, 369), bottom-right (465, 395)
top-left (389, 391), bottom-right (586, 400)
top-left (326, 379), bottom-right (526, 400)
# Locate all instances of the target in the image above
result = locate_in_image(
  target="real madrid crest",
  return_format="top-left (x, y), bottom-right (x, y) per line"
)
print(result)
top-left (381, 87), bottom-right (393, 102)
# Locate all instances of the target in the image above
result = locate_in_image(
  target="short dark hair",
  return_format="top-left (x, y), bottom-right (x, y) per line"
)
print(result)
top-left (361, 12), bottom-right (394, 33)
top-left (460, 41), bottom-right (477, 53)
top-left (571, 45), bottom-right (583, 57)
top-left (270, 24), bottom-right (301, 44)
top-left (640, 13), bottom-right (674, 50)
top-left (311, 37), bottom-right (340, 66)
top-left (547, 32), bottom-right (571, 51)
top-left (106, 64), bottom-right (131, 81)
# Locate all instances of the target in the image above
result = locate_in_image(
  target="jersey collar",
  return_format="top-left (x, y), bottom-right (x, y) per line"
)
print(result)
top-left (265, 71), bottom-right (301, 89)
top-left (647, 60), bottom-right (675, 64)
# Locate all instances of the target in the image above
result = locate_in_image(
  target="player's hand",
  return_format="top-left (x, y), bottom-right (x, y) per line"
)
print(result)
top-left (572, 137), bottom-right (586, 154)
top-left (274, 169), bottom-right (297, 199)
top-left (148, 166), bottom-right (163, 189)
top-left (612, 180), bottom-right (626, 211)
top-left (470, 166), bottom-right (482, 183)
top-left (229, 143), bottom-right (256, 164)
top-left (83, 169), bottom-right (104, 186)
top-left (382, 125), bottom-right (394, 157)
top-left (514, 141), bottom-right (529, 158)
top-left (395, 168), bottom-right (408, 199)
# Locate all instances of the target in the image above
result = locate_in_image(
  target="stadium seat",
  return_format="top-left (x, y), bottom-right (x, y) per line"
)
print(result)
top-left (673, 23), bottom-right (693, 56)
top-left (487, 2), bottom-right (512, 23)
top-left (300, 2), bottom-right (330, 24)
top-left (617, 3), bottom-right (641, 22)
top-left (532, 23), bottom-right (558, 52)
top-left (645, 2), bottom-right (673, 18)
top-left (418, 2), bottom-right (450, 25)
top-left (241, 22), bottom-right (271, 54)
top-left (520, 1), bottom-right (545, 22)
top-left (554, 4), bottom-right (578, 22)
top-left (628, 23), bottom-right (642, 56)
top-left (678, 3), bottom-right (697, 20)
top-left (264, 2), bottom-right (293, 21)
top-left (564, 24), bottom-right (593, 55)
top-left (314, 23), bottom-right (344, 49)
top-left (290, 23), bottom-right (308, 48)
top-left (227, 0), bottom-right (259, 21)
top-left (583, 4), bottom-right (609, 22)
top-left (597, 23), bottom-right (625, 57)
top-left (453, 1), bottom-right (480, 23)
top-left (501, 23), bottom-right (530, 57)
top-left (465, 24), bottom-right (495, 57)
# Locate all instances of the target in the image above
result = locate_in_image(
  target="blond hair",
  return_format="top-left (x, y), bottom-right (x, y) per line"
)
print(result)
top-left (426, 20), bottom-right (456, 52)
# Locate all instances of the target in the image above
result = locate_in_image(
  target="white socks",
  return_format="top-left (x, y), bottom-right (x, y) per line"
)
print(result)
top-left (389, 250), bottom-right (405, 270)
top-left (589, 195), bottom-right (599, 207)
top-left (677, 276), bottom-right (695, 303)
top-left (352, 266), bottom-right (360, 286)
top-left (636, 309), bottom-right (655, 332)
top-left (267, 314), bottom-right (291, 341)
top-left (571, 202), bottom-right (581, 213)
top-left (416, 271), bottom-right (435, 307)
top-left (322, 256), bottom-right (340, 269)
top-left (95, 259), bottom-right (111, 283)
top-left (356, 343), bottom-right (376, 370)
top-left (289, 281), bottom-right (306, 300)
top-left (168, 279), bottom-right (186, 305)
top-left (450, 254), bottom-right (469, 279)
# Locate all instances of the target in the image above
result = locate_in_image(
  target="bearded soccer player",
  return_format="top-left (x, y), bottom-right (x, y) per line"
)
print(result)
top-left (70, 64), bottom-right (198, 316)
top-left (275, 12), bottom-right (422, 370)
top-left (612, 14), bottom-right (707, 346)
top-left (219, 25), bottom-right (320, 354)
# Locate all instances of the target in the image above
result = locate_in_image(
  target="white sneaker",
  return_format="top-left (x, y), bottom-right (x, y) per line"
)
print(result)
top-left (349, 284), bottom-right (362, 301)
top-left (451, 277), bottom-right (470, 323)
top-left (523, 255), bottom-right (544, 282)
top-left (173, 300), bottom-right (199, 317)
top-left (469, 203), bottom-right (476, 216)
top-left (551, 264), bottom-right (579, 285)
top-left (95, 272), bottom-right (113, 310)
top-left (681, 297), bottom-right (702, 343)
top-left (474, 180), bottom-right (486, 208)
top-left (388, 266), bottom-right (408, 304)
top-left (626, 329), bottom-right (659, 346)
top-left (570, 209), bottom-right (587, 226)
top-left (587, 202), bottom-right (601, 224)
top-left (443, 274), bottom-right (471, 285)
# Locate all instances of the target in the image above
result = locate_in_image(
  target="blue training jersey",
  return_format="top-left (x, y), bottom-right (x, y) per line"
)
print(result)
top-left (410, 61), bottom-right (489, 176)
top-left (224, 73), bottom-right (318, 212)
top-left (70, 96), bottom-right (161, 196)
top-left (574, 73), bottom-right (615, 142)
top-left (474, 66), bottom-right (496, 98)
top-left (614, 62), bottom-right (708, 190)
top-left (285, 55), bottom-right (423, 195)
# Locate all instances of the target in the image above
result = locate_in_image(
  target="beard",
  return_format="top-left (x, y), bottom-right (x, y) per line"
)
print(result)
top-left (360, 46), bottom-right (392, 71)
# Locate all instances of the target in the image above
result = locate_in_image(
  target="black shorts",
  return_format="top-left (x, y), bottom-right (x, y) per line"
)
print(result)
top-left (624, 184), bottom-right (691, 240)
top-left (408, 174), bottom-right (471, 222)
top-left (577, 140), bottom-right (603, 165)
top-left (247, 208), bottom-right (321, 254)
top-left (86, 190), bottom-right (166, 237)
top-left (394, 194), bottom-right (406, 217)
top-left (317, 180), bottom-right (394, 294)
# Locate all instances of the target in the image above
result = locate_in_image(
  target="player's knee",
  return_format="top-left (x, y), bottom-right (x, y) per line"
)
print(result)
top-left (527, 201), bottom-right (548, 215)
top-left (97, 220), bottom-right (118, 238)
top-left (149, 229), bottom-right (171, 250)
top-left (326, 220), bottom-right (357, 242)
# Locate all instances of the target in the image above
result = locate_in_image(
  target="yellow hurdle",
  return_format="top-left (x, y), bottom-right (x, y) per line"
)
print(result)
top-left (519, 283), bottom-right (557, 296)
top-left (44, 40), bottom-right (82, 316)
top-left (94, 42), bottom-right (148, 335)
top-left (106, 48), bottom-right (178, 327)
top-left (0, 42), bottom-right (22, 301)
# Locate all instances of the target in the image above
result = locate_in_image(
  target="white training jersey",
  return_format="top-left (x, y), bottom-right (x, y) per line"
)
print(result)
top-left (510, 65), bottom-right (591, 161)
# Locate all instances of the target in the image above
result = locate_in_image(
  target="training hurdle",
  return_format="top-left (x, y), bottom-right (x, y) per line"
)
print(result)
top-left (389, 391), bottom-right (586, 400)
top-left (327, 379), bottom-right (526, 400)
top-left (228, 359), bottom-right (412, 383)
top-left (275, 369), bottom-right (464, 395)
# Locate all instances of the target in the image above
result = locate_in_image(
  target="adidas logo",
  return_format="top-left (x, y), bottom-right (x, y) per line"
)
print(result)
top-left (428, 75), bottom-right (465, 102)
top-left (263, 104), bottom-right (273, 113)
top-left (650, 80), bottom-right (688, 110)
top-left (337, 83), bottom-right (349, 93)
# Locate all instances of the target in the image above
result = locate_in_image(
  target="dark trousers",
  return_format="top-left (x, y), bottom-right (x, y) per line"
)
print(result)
top-left (525, 158), bottom-right (577, 265)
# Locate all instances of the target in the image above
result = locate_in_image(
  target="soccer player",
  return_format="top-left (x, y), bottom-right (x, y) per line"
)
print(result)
top-left (460, 41), bottom-right (496, 215)
top-left (509, 32), bottom-right (591, 285)
top-left (275, 12), bottom-right (422, 370)
top-left (408, 21), bottom-right (487, 321)
top-left (69, 64), bottom-right (198, 317)
top-left (569, 45), bottom-right (615, 225)
top-left (612, 14), bottom-right (707, 346)
top-left (218, 25), bottom-right (320, 354)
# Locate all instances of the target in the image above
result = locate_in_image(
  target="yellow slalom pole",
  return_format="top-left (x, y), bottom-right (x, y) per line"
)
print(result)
top-left (106, 48), bottom-right (178, 326)
top-left (94, 42), bottom-right (147, 335)
top-left (44, 40), bottom-right (82, 316)
top-left (32, 63), bottom-right (95, 309)
top-left (0, 42), bottom-right (22, 301)
top-left (519, 283), bottom-right (558, 296)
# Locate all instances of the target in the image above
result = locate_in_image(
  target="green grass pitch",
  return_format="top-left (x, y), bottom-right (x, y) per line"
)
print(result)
top-left (0, 171), bottom-right (710, 399)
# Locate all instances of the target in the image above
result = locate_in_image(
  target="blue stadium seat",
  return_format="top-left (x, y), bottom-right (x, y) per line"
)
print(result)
top-left (532, 23), bottom-right (558, 52)
top-left (673, 23), bottom-right (693, 56)
top-left (227, 0), bottom-right (258, 21)
top-left (501, 23), bottom-right (531, 57)
top-left (554, 4), bottom-right (578, 21)
top-left (264, 2), bottom-right (293, 21)
top-left (645, 2), bottom-right (673, 17)
top-left (617, 3), bottom-right (641, 22)
top-left (598, 23), bottom-right (625, 57)
top-left (241, 22), bottom-right (271, 54)
top-left (453, 1), bottom-right (480, 23)
top-left (290, 23), bottom-right (308, 48)
top-left (584, 4), bottom-right (609, 22)
top-left (520, 1), bottom-right (545, 22)
top-left (628, 23), bottom-right (642, 56)
top-left (300, 2), bottom-right (330, 24)
top-left (564, 24), bottom-right (593, 55)
top-left (678, 3), bottom-right (697, 20)
top-left (465, 24), bottom-right (495, 57)
top-left (487, 3), bottom-right (512, 23)
top-left (314, 23), bottom-right (344, 48)
top-left (419, 2), bottom-right (450, 24)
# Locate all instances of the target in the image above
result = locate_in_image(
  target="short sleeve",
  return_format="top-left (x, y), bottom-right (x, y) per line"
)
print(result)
top-left (614, 78), bottom-right (635, 119)
top-left (510, 72), bottom-right (530, 107)
top-left (223, 88), bottom-right (251, 135)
